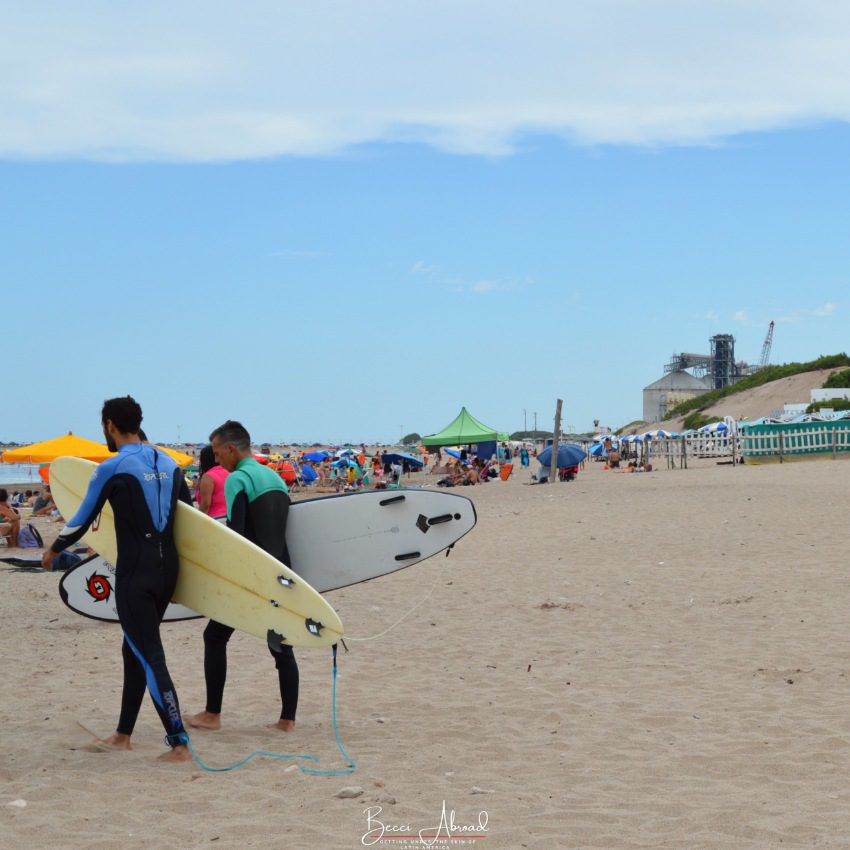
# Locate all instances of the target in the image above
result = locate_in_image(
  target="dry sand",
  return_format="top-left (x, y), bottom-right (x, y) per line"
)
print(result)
top-left (2, 458), bottom-right (850, 849)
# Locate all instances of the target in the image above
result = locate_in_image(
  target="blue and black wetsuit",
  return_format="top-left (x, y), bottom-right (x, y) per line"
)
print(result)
top-left (203, 456), bottom-right (299, 721)
top-left (52, 443), bottom-right (191, 746)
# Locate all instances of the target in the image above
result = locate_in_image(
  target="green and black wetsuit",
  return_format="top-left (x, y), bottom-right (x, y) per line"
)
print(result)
top-left (202, 457), bottom-right (298, 720)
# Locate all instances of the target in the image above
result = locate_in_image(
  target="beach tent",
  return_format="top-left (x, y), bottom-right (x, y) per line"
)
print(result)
top-left (421, 407), bottom-right (500, 447)
top-left (1, 432), bottom-right (114, 464)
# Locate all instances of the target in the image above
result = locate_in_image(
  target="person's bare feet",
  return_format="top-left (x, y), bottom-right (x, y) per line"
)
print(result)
top-left (157, 745), bottom-right (193, 764)
top-left (81, 732), bottom-right (132, 753)
top-left (188, 710), bottom-right (221, 730)
top-left (270, 719), bottom-right (295, 732)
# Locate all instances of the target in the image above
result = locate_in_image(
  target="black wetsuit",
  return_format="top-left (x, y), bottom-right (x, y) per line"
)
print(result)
top-left (203, 457), bottom-right (299, 721)
top-left (51, 443), bottom-right (191, 746)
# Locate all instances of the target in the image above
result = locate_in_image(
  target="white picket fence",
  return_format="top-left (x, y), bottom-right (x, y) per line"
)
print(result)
top-left (741, 425), bottom-right (850, 461)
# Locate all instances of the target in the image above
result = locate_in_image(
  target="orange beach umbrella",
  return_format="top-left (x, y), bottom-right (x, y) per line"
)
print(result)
top-left (153, 445), bottom-right (194, 467)
top-left (1, 432), bottom-right (115, 464)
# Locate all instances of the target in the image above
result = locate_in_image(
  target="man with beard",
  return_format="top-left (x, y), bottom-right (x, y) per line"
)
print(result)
top-left (42, 396), bottom-right (192, 763)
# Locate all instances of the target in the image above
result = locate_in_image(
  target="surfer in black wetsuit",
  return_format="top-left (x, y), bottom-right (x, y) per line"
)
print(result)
top-left (188, 420), bottom-right (299, 733)
top-left (42, 396), bottom-right (193, 763)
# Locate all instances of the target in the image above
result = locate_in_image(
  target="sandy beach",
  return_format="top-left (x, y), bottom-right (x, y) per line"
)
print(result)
top-left (2, 457), bottom-right (850, 849)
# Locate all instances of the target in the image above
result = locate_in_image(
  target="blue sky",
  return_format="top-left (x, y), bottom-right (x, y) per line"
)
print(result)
top-left (3, 2), bottom-right (848, 443)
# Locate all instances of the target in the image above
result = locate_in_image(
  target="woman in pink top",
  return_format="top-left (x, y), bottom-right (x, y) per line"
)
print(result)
top-left (197, 445), bottom-right (229, 519)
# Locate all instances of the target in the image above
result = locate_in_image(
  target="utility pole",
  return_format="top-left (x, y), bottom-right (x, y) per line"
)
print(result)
top-left (533, 412), bottom-right (537, 435)
top-left (550, 400), bottom-right (563, 484)
top-left (523, 409), bottom-right (527, 435)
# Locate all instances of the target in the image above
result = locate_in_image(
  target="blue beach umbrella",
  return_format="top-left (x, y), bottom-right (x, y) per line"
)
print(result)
top-left (537, 443), bottom-right (587, 467)
top-left (381, 452), bottom-right (425, 469)
top-left (303, 450), bottom-right (329, 462)
top-left (698, 422), bottom-right (728, 433)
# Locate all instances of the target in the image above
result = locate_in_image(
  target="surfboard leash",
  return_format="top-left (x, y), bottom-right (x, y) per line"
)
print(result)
top-left (175, 644), bottom-right (356, 775)
top-left (343, 558), bottom-right (446, 643)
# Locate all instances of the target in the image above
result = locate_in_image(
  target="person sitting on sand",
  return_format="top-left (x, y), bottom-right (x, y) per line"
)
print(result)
top-left (0, 489), bottom-right (20, 547)
top-left (32, 486), bottom-right (57, 516)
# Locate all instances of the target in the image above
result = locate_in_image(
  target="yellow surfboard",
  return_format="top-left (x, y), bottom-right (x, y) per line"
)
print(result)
top-left (49, 456), bottom-right (343, 649)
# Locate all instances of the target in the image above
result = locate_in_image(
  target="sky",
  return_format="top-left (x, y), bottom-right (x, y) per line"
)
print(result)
top-left (2, 1), bottom-right (849, 444)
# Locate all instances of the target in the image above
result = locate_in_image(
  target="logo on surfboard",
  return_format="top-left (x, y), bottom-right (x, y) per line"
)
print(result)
top-left (85, 572), bottom-right (113, 602)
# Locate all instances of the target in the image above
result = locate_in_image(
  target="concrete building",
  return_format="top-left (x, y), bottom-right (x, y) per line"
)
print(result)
top-left (811, 388), bottom-right (850, 403)
top-left (643, 371), bottom-right (713, 423)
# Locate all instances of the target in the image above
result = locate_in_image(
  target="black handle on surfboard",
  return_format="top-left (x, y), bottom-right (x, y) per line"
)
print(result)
top-left (395, 551), bottom-right (421, 561)
top-left (426, 513), bottom-right (455, 525)
top-left (379, 495), bottom-right (406, 506)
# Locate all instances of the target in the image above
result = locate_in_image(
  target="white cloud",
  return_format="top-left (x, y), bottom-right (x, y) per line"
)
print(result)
top-left (732, 310), bottom-right (748, 322)
top-left (471, 279), bottom-right (504, 294)
top-left (812, 302), bottom-right (837, 316)
top-left (4, 2), bottom-right (850, 161)
top-left (411, 261), bottom-right (529, 294)
top-left (703, 310), bottom-right (719, 321)
top-left (410, 260), bottom-right (438, 275)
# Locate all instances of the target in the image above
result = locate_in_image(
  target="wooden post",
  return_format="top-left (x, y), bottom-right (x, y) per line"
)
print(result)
top-left (778, 431), bottom-right (784, 464)
top-left (550, 399), bottom-right (562, 484)
top-left (832, 427), bottom-right (837, 460)
top-left (681, 435), bottom-right (687, 469)
top-left (731, 429), bottom-right (737, 466)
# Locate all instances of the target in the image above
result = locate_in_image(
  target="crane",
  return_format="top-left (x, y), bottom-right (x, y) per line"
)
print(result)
top-left (759, 320), bottom-right (774, 368)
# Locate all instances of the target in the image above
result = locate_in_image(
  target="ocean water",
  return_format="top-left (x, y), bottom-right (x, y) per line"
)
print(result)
top-left (0, 463), bottom-right (42, 485)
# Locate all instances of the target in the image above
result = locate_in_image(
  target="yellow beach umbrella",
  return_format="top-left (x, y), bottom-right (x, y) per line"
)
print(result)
top-left (1, 432), bottom-right (115, 464)
top-left (153, 445), bottom-right (194, 467)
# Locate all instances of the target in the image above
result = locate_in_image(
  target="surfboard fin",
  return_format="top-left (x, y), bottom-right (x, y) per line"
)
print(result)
top-left (305, 618), bottom-right (324, 637)
top-left (267, 629), bottom-right (288, 653)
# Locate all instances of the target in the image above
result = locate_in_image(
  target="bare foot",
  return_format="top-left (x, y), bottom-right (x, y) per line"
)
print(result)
top-left (157, 745), bottom-right (193, 764)
top-left (270, 719), bottom-right (295, 732)
top-left (188, 711), bottom-right (221, 730)
top-left (81, 732), bottom-right (132, 753)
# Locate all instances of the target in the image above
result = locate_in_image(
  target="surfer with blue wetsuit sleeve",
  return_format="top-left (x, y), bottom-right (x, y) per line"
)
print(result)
top-left (188, 420), bottom-right (300, 733)
top-left (42, 396), bottom-right (193, 763)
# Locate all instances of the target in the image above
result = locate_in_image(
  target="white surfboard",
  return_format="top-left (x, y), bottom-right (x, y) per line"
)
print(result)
top-left (285, 488), bottom-right (476, 592)
top-left (57, 487), bottom-right (476, 623)
top-left (49, 456), bottom-right (343, 648)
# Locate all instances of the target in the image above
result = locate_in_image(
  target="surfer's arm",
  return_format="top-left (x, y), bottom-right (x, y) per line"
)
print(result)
top-left (50, 465), bottom-right (115, 553)
top-left (227, 490), bottom-right (249, 536)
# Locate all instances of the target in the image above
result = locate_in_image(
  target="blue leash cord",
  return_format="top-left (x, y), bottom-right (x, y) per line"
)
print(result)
top-left (175, 644), bottom-right (356, 775)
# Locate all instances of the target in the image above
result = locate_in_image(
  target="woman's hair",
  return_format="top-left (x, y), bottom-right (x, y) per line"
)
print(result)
top-left (0, 489), bottom-right (7, 502)
top-left (199, 445), bottom-right (216, 475)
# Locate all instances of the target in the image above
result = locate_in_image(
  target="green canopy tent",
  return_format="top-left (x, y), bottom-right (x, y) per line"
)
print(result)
top-left (421, 407), bottom-right (500, 447)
